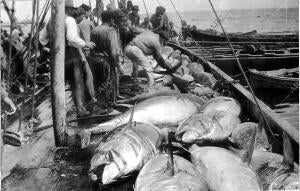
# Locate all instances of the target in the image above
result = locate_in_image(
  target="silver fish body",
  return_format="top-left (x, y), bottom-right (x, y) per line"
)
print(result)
top-left (88, 96), bottom-right (200, 134)
top-left (176, 110), bottom-right (240, 144)
top-left (200, 96), bottom-right (241, 116)
top-left (135, 154), bottom-right (208, 191)
top-left (190, 145), bottom-right (262, 191)
top-left (89, 122), bottom-right (166, 185)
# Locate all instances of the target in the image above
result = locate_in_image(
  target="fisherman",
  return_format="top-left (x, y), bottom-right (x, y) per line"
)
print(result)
top-left (119, 26), bottom-right (178, 91)
top-left (39, 2), bottom-right (96, 117)
top-left (150, 6), bottom-right (170, 45)
top-left (140, 17), bottom-right (153, 30)
top-left (126, 1), bottom-right (134, 14)
top-left (89, 10), bottom-right (125, 106)
top-left (128, 5), bottom-right (140, 26)
top-left (76, 5), bottom-right (98, 106)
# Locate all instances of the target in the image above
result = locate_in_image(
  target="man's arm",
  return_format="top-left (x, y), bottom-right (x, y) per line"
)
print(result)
top-left (39, 24), bottom-right (49, 46)
top-left (65, 17), bottom-right (86, 48)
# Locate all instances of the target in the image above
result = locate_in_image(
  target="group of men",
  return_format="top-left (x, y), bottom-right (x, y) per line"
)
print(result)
top-left (38, 2), bottom-right (178, 118)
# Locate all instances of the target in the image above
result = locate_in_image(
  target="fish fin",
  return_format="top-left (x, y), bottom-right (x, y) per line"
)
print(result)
top-left (242, 124), bottom-right (257, 165)
top-left (79, 130), bottom-right (91, 148)
top-left (124, 102), bottom-right (136, 130)
top-left (281, 131), bottom-right (294, 170)
top-left (257, 115), bottom-right (264, 131)
top-left (172, 84), bottom-right (183, 101)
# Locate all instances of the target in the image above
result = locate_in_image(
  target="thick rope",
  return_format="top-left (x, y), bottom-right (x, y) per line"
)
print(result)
top-left (208, 0), bottom-right (275, 138)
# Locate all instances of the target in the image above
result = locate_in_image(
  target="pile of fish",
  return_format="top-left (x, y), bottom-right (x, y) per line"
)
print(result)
top-left (83, 46), bottom-right (299, 190)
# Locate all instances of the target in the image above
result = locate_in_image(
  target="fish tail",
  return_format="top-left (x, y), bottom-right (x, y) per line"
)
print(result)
top-left (79, 130), bottom-right (92, 148)
top-left (242, 124), bottom-right (257, 165)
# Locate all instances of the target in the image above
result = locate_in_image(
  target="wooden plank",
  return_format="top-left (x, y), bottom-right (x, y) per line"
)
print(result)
top-left (167, 43), bottom-right (299, 144)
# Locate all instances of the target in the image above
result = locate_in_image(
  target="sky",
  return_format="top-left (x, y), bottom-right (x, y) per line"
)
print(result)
top-left (0, 0), bottom-right (298, 22)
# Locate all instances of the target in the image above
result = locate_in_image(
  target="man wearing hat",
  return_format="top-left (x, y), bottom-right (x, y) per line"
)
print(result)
top-left (129, 5), bottom-right (140, 26)
top-left (39, 1), bottom-right (96, 117)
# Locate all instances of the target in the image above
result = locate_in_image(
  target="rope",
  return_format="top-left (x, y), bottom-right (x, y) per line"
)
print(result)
top-left (168, 0), bottom-right (213, 60)
top-left (21, 0), bottom-right (37, 122)
top-left (208, 0), bottom-right (275, 138)
top-left (31, 0), bottom-right (40, 119)
top-left (142, 0), bottom-right (150, 18)
top-left (7, 0), bottom-right (16, 91)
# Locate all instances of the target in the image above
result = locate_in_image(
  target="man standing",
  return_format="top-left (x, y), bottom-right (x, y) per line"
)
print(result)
top-left (129, 5), bottom-right (140, 26)
top-left (89, 10), bottom-right (125, 106)
top-left (39, 3), bottom-right (95, 117)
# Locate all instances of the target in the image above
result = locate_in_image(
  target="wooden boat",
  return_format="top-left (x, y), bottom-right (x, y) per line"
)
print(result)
top-left (249, 67), bottom-right (299, 90)
top-left (179, 42), bottom-right (299, 76)
top-left (2, 42), bottom-right (299, 190)
top-left (188, 28), bottom-right (299, 43)
top-left (167, 42), bottom-right (299, 150)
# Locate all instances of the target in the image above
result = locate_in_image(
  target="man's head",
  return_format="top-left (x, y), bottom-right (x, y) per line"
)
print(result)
top-left (79, 4), bottom-right (91, 18)
top-left (132, 5), bottom-right (139, 15)
top-left (112, 9), bottom-right (128, 28)
top-left (155, 6), bottom-right (165, 16)
top-left (74, 7), bottom-right (86, 23)
top-left (101, 10), bottom-right (114, 25)
top-left (127, 1), bottom-right (133, 10)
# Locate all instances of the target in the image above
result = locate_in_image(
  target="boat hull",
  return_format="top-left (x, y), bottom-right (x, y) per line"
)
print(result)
top-left (249, 69), bottom-right (299, 90)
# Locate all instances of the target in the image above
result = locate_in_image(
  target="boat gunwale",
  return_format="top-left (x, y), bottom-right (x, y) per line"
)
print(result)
top-left (167, 42), bottom-right (299, 145)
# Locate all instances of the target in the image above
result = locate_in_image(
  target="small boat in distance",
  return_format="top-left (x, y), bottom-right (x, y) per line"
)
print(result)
top-left (249, 67), bottom-right (299, 90)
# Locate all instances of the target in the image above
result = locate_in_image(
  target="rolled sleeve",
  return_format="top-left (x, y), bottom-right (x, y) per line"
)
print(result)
top-left (39, 25), bottom-right (49, 46)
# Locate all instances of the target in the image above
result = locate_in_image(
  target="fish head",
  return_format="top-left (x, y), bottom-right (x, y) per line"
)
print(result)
top-left (181, 131), bottom-right (199, 143)
top-left (101, 150), bottom-right (126, 185)
top-left (89, 151), bottom-right (111, 181)
top-left (102, 162), bottom-right (121, 184)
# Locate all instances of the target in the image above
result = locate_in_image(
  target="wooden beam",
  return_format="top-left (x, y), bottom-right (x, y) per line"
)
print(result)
top-left (50, 0), bottom-right (67, 146)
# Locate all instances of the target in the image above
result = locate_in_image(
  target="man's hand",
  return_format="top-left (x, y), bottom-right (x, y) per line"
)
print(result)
top-left (6, 105), bottom-right (17, 115)
top-left (84, 42), bottom-right (96, 49)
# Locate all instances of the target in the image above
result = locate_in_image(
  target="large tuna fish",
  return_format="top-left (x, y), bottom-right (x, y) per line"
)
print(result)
top-left (83, 96), bottom-right (200, 135)
top-left (176, 110), bottom-right (240, 144)
top-left (190, 145), bottom-right (262, 191)
top-left (200, 96), bottom-right (241, 116)
top-left (89, 122), bottom-right (168, 185)
top-left (135, 154), bottom-right (208, 191)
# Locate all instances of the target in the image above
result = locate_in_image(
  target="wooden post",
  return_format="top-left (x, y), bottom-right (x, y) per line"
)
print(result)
top-left (50, 0), bottom-right (67, 147)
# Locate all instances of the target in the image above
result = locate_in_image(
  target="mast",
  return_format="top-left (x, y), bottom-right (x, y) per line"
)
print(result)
top-left (50, 0), bottom-right (67, 146)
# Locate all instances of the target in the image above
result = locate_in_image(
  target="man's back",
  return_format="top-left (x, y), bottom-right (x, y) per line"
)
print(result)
top-left (91, 24), bottom-right (121, 58)
top-left (130, 30), bottom-right (161, 56)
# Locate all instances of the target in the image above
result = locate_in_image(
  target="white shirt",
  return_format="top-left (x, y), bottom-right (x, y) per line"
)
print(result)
top-left (39, 16), bottom-right (86, 48)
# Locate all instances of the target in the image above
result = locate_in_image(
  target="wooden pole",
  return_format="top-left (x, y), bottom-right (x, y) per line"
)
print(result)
top-left (0, 3), bottom-right (3, 186)
top-left (50, 0), bottom-right (67, 147)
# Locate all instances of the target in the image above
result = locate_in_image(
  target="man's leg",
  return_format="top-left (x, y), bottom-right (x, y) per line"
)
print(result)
top-left (72, 59), bottom-right (89, 116)
top-left (82, 61), bottom-right (96, 103)
top-left (125, 45), bottom-right (154, 86)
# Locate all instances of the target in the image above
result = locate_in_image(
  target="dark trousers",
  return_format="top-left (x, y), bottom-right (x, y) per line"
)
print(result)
top-left (65, 58), bottom-right (87, 115)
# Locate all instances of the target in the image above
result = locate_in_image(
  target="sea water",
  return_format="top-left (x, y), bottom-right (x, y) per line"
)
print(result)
top-left (142, 8), bottom-right (299, 34)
